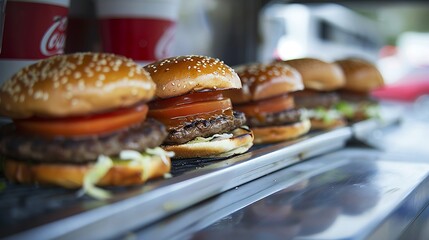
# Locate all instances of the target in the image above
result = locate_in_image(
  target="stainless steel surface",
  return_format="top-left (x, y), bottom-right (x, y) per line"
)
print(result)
top-left (1, 128), bottom-right (351, 240)
top-left (137, 148), bottom-right (429, 240)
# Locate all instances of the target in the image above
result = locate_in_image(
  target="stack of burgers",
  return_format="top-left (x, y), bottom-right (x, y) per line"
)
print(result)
top-left (0, 53), bottom-right (174, 198)
top-left (0, 52), bottom-right (384, 196)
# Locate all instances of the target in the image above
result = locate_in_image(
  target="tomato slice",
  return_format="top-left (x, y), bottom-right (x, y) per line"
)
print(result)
top-left (149, 98), bottom-right (232, 128)
top-left (234, 94), bottom-right (294, 117)
top-left (15, 104), bottom-right (148, 138)
top-left (150, 91), bottom-right (224, 109)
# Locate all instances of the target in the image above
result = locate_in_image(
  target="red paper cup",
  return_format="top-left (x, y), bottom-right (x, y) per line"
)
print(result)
top-left (0, 0), bottom-right (69, 84)
top-left (95, 0), bottom-right (180, 65)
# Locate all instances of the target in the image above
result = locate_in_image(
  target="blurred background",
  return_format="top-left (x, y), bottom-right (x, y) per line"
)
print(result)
top-left (1, 0), bottom-right (428, 102)
top-left (62, 0), bottom-right (429, 94)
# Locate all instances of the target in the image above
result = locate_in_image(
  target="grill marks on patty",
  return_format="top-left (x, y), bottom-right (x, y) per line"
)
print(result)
top-left (165, 111), bottom-right (246, 145)
top-left (0, 118), bottom-right (167, 163)
top-left (247, 108), bottom-right (303, 128)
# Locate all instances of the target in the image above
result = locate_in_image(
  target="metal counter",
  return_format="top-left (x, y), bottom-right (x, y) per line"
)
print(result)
top-left (135, 149), bottom-right (429, 240)
top-left (0, 128), bottom-right (351, 240)
top-left (1, 103), bottom-right (422, 240)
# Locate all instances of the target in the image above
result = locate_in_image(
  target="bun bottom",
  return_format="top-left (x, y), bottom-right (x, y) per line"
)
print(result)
top-left (252, 119), bottom-right (311, 144)
top-left (162, 127), bottom-right (254, 159)
top-left (310, 118), bottom-right (346, 130)
top-left (3, 155), bottom-right (171, 188)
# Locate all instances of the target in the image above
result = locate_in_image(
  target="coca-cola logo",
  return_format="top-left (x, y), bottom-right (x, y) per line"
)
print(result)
top-left (40, 16), bottom-right (67, 56)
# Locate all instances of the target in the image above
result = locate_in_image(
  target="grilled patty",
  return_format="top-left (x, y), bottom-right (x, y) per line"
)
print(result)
top-left (293, 90), bottom-right (339, 109)
top-left (247, 108), bottom-right (303, 128)
top-left (0, 118), bottom-right (167, 163)
top-left (165, 111), bottom-right (246, 145)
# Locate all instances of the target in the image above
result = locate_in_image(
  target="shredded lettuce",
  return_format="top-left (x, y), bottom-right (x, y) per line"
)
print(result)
top-left (307, 108), bottom-right (342, 123)
top-left (335, 101), bottom-right (380, 119)
top-left (80, 147), bottom-right (174, 200)
top-left (163, 173), bottom-right (173, 179)
top-left (364, 104), bottom-right (380, 119)
top-left (335, 101), bottom-right (356, 118)
top-left (81, 155), bottom-right (113, 200)
top-left (145, 147), bottom-right (175, 166)
top-left (187, 133), bottom-right (233, 144)
top-left (120, 148), bottom-right (174, 181)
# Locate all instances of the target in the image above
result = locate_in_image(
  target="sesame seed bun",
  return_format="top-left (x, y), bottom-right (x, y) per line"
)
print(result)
top-left (162, 127), bottom-right (254, 159)
top-left (3, 154), bottom-right (170, 188)
top-left (280, 58), bottom-right (345, 91)
top-left (144, 55), bottom-right (241, 99)
top-left (335, 58), bottom-right (384, 93)
top-left (223, 63), bottom-right (304, 104)
top-left (252, 119), bottom-right (311, 144)
top-left (0, 53), bottom-right (155, 119)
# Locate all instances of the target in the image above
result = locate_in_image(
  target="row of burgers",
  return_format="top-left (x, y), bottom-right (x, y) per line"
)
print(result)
top-left (0, 53), bottom-right (384, 198)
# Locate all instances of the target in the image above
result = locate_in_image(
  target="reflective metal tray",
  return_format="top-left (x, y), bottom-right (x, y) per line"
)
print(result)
top-left (136, 148), bottom-right (429, 240)
top-left (0, 127), bottom-right (351, 240)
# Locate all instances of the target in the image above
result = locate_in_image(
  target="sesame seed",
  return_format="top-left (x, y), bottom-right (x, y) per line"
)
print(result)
top-left (34, 91), bottom-right (43, 99)
top-left (43, 93), bottom-right (49, 101)
top-left (78, 80), bottom-right (85, 89)
top-left (99, 59), bottom-right (107, 65)
top-left (74, 71), bottom-right (82, 79)
top-left (61, 77), bottom-right (68, 84)
top-left (98, 74), bottom-right (106, 81)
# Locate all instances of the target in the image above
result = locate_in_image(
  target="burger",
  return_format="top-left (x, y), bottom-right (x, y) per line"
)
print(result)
top-left (0, 53), bottom-right (172, 198)
top-left (222, 62), bottom-right (310, 144)
top-left (280, 58), bottom-right (346, 130)
top-left (144, 55), bottom-right (254, 159)
top-left (334, 58), bottom-right (384, 122)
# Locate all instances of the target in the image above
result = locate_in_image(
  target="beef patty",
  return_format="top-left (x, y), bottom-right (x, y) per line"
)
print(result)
top-left (247, 108), bottom-right (303, 128)
top-left (293, 90), bottom-right (339, 109)
top-left (165, 111), bottom-right (246, 145)
top-left (0, 118), bottom-right (167, 163)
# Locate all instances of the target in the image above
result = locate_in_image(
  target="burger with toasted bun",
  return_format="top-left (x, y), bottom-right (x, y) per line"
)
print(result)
top-left (223, 63), bottom-right (310, 144)
top-left (144, 55), bottom-right (253, 159)
top-left (0, 53), bottom-right (172, 197)
top-left (335, 58), bottom-right (384, 121)
top-left (280, 58), bottom-right (346, 130)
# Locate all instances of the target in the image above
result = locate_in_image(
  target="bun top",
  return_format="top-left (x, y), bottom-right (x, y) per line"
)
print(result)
top-left (0, 52), bottom-right (155, 119)
top-left (335, 58), bottom-right (384, 93)
top-left (144, 55), bottom-right (241, 99)
top-left (281, 58), bottom-right (345, 91)
top-left (223, 63), bottom-right (303, 104)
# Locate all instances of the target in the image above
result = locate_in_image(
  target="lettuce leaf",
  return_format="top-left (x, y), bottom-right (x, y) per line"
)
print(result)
top-left (187, 133), bottom-right (234, 144)
top-left (79, 147), bottom-right (174, 200)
